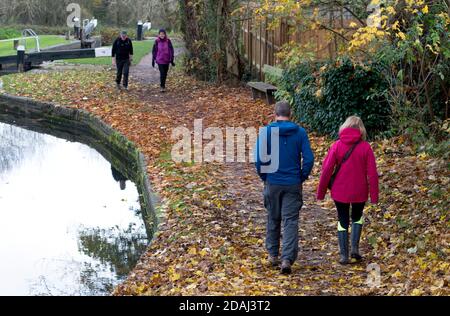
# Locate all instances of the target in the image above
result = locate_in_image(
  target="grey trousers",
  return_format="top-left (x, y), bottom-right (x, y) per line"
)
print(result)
top-left (263, 183), bottom-right (303, 264)
top-left (116, 59), bottom-right (130, 88)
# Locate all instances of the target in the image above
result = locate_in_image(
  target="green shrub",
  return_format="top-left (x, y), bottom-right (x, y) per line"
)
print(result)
top-left (279, 57), bottom-right (391, 139)
top-left (95, 27), bottom-right (137, 46)
top-left (278, 62), bottom-right (322, 113)
top-left (320, 58), bottom-right (390, 137)
top-left (0, 28), bottom-right (21, 40)
top-left (5, 25), bottom-right (68, 36)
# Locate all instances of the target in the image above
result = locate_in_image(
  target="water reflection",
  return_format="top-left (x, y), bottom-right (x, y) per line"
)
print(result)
top-left (0, 122), bottom-right (148, 296)
top-left (78, 223), bottom-right (148, 278)
top-left (111, 166), bottom-right (128, 191)
top-left (0, 123), bottom-right (47, 174)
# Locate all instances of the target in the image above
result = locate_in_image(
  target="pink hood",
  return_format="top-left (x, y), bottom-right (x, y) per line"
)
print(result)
top-left (316, 128), bottom-right (379, 204)
top-left (339, 127), bottom-right (362, 145)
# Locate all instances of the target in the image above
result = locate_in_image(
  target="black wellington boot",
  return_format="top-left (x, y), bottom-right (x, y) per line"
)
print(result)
top-left (338, 230), bottom-right (349, 265)
top-left (351, 223), bottom-right (363, 262)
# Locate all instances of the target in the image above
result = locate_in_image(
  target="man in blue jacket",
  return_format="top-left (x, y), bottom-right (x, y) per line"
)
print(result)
top-left (255, 101), bottom-right (314, 274)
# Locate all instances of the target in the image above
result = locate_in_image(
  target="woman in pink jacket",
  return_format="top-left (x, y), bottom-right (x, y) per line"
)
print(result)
top-left (152, 29), bottom-right (175, 93)
top-left (317, 116), bottom-right (379, 264)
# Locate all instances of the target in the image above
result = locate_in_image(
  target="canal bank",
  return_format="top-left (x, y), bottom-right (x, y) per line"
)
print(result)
top-left (0, 94), bottom-right (158, 238)
top-left (0, 94), bottom-right (159, 295)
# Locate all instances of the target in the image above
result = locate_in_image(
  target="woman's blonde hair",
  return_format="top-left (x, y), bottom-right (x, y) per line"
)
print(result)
top-left (339, 116), bottom-right (367, 140)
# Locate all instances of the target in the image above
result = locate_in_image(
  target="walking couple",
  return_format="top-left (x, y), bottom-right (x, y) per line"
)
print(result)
top-left (112, 29), bottom-right (175, 92)
top-left (255, 101), bottom-right (379, 275)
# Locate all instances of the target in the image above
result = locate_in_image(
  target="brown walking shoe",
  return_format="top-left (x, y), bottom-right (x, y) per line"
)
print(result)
top-left (268, 256), bottom-right (280, 267)
top-left (281, 260), bottom-right (292, 275)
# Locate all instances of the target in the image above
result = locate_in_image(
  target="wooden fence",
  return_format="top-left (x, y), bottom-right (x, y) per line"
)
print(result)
top-left (241, 13), bottom-right (358, 80)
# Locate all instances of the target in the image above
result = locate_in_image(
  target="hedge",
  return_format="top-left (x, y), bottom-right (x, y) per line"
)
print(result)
top-left (279, 57), bottom-right (391, 139)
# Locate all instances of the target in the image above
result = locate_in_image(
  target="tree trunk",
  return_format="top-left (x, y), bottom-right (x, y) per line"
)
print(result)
top-left (216, 0), bottom-right (225, 83)
top-left (179, 0), bottom-right (243, 82)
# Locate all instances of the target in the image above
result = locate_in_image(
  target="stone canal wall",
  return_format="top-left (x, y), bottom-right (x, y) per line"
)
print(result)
top-left (0, 93), bottom-right (157, 237)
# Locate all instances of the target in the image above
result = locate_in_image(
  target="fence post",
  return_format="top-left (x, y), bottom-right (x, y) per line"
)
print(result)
top-left (17, 45), bottom-right (25, 73)
top-left (248, 20), bottom-right (253, 76)
top-left (264, 17), bottom-right (269, 80)
top-left (259, 22), bottom-right (263, 80)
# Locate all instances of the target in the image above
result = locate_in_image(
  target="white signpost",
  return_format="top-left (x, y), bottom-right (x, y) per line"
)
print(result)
top-left (95, 47), bottom-right (112, 58)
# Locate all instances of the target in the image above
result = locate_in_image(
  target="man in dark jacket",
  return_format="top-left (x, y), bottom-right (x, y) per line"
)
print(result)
top-left (255, 101), bottom-right (314, 274)
top-left (112, 31), bottom-right (134, 91)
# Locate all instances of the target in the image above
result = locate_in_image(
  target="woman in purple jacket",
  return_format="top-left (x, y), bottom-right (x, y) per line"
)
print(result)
top-left (152, 29), bottom-right (175, 93)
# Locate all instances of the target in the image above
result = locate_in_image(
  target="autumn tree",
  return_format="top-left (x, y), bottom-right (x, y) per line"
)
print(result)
top-left (251, 0), bottom-right (449, 142)
top-left (179, 0), bottom-right (246, 82)
top-left (0, 0), bottom-right (178, 29)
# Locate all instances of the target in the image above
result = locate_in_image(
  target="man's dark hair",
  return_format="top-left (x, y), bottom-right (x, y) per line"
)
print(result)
top-left (275, 101), bottom-right (291, 117)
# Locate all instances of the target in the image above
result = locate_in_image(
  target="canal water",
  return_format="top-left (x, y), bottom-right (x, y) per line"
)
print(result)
top-left (0, 122), bottom-right (148, 296)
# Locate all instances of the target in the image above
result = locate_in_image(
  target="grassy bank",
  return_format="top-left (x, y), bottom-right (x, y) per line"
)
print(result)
top-left (66, 40), bottom-right (153, 65)
top-left (66, 38), bottom-right (183, 66)
top-left (0, 35), bottom-right (71, 57)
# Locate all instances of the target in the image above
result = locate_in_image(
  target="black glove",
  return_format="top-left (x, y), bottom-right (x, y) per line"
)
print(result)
top-left (152, 60), bottom-right (155, 68)
top-left (171, 61), bottom-right (175, 67)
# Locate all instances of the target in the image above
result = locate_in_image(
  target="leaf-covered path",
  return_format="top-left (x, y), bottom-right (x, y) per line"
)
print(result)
top-left (2, 62), bottom-right (448, 296)
top-left (130, 42), bottom-right (185, 84)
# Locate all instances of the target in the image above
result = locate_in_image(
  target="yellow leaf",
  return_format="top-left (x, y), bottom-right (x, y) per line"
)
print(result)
top-left (188, 247), bottom-right (197, 255)
top-left (135, 284), bottom-right (147, 294)
top-left (397, 32), bottom-right (406, 40)
top-left (411, 288), bottom-right (423, 296)
top-left (386, 6), bottom-right (396, 15)
top-left (170, 272), bottom-right (181, 282)
top-left (392, 270), bottom-right (402, 278)
top-left (418, 152), bottom-right (428, 160)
